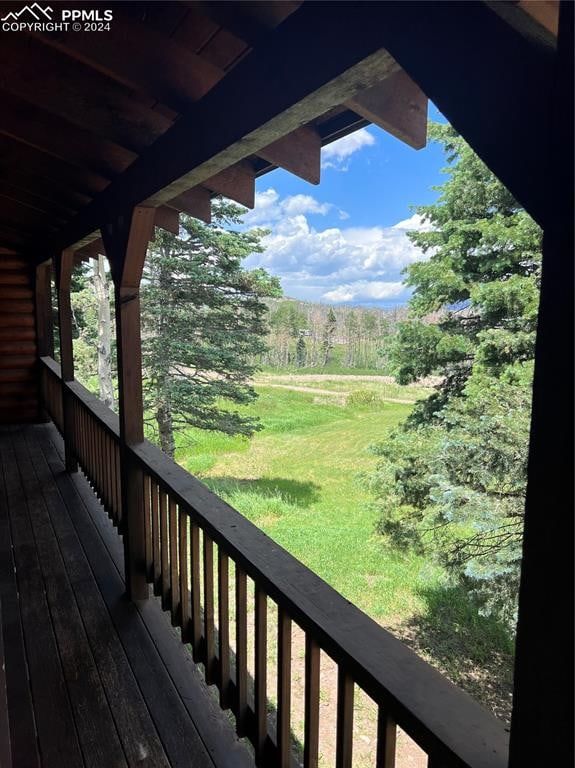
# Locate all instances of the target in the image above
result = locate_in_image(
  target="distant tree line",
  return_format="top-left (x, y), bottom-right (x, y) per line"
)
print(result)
top-left (260, 298), bottom-right (407, 371)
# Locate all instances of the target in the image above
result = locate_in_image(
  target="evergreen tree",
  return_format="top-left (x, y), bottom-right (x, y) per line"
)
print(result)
top-left (296, 334), bottom-right (307, 367)
top-left (321, 307), bottom-right (337, 367)
top-left (141, 199), bottom-right (281, 457)
top-left (367, 124), bottom-right (541, 625)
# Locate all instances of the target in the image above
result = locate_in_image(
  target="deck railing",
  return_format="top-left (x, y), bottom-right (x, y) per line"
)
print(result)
top-left (39, 356), bottom-right (509, 768)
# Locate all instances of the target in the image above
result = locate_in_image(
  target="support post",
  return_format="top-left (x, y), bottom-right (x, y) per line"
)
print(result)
top-left (509, 3), bottom-right (573, 766)
top-left (54, 249), bottom-right (77, 473)
top-left (35, 262), bottom-right (55, 422)
top-left (101, 206), bottom-right (156, 601)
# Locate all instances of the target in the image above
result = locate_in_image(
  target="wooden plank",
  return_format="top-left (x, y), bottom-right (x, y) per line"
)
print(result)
top-left (203, 162), bottom-right (255, 209)
top-left (169, 498), bottom-right (180, 624)
top-left (0, 600), bottom-right (13, 768)
top-left (218, 549), bottom-right (230, 708)
top-left (151, 479), bottom-right (160, 588)
top-left (0, 437), bottom-right (39, 768)
top-left (159, 488), bottom-right (170, 607)
top-left (0, 35), bottom-right (172, 154)
top-left (258, 126), bottom-right (321, 184)
top-left (54, 249), bottom-right (77, 472)
top-left (179, 511), bottom-right (191, 642)
top-left (346, 69), bottom-right (427, 149)
top-left (190, 520), bottom-right (202, 658)
top-left (0, 432), bottom-right (84, 768)
top-left (235, 566), bottom-right (248, 737)
top-left (143, 472), bottom-right (152, 580)
top-left (32, 16), bottom-right (225, 112)
top-left (376, 709), bottom-right (397, 768)
top-left (203, 533), bottom-right (215, 684)
top-left (12, 430), bottom-right (128, 768)
top-left (277, 608), bottom-right (292, 768)
top-left (254, 586), bottom-right (267, 765)
top-left (304, 635), bottom-right (320, 768)
top-left (35, 263), bottom-right (54, 359)
top-left (336, 669), bottom-right (354, 768)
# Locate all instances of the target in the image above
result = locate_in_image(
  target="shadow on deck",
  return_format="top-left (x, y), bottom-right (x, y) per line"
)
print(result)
top-left (0, 422), bottom-right (252, 768)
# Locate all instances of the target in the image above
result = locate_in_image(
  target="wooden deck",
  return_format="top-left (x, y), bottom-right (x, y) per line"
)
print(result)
top-left (0, 422), bottom-right (253, 768)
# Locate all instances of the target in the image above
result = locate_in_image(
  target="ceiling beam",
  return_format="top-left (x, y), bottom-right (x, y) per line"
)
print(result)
top-left (258, 126), bottom-right (321, 184)
top-left (346, 69), bottom-right (428, 150)
top-left (167, 187), bottom-right (212, 223)
top-left (202, 161), bottom-right (255, 208)
top-left (31, 15), bottom-right (225, 113)
top-left (0, 34), bottom-right (172, 153)
top-left (34, 1), bottom-right (405, 257)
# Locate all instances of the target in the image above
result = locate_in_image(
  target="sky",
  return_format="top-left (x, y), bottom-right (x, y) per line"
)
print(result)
top-left (242, 105), bottom-right (447, 308)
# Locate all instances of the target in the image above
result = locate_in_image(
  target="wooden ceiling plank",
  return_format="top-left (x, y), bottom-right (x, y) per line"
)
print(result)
top-left (0, 135), bottom-right (110, 199)
top-left (0, 180), bottom-right (78, 220)
top-left (0, 89), bottom-right (135, 179)
top-left (0, 194), bottom-right (69, 228)
top-left (31, 16), bottom-right (225, 114)
top-left (518, 0), bottom-right (559, 35)
top-left (0, 35), bottom-right (172, 153)
top-left (202, 161), bottom-right (255, 208)
top-left (167, 187), bottom-right (212, 223)
top-left (154, 206), bottom-right (180, 235)
top-left (258, 126), bottom-right (321, 184)
top-left (346, 69), bottom-right (428, 150)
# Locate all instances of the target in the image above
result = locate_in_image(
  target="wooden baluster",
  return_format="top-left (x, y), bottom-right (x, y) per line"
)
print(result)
top-left (169, 498), bottom-right (180, 624)
top-left (336, 669), bottom-right (354, 768)
top-left (203, 534), bottom-right (215, 683)
top-left (115, 442), bottom-right (122, 526)
top-left (179, 512), bottom-right (190, 642)
top-left (304, 635), bottom-right (320, 768)
top-left (376, 709), bottom-right (396, 768)
top-left (190, 521), bottom-right (201, 659)
top-left (277, 608), bottom-right (292, 768)
top-left (235, 567), bottom-right (248, 737)
top-left (160, 488), bottom-right (169, 608)
top-left (151, 480), bottom-right (160, 592)
top-left (217, 550), bottom-right (230, 707)
top-left (111, 435), bottom-right (117, 521)
top-left (54, 249), bottom-right (77, 473)
top-left (143, 474), bottom-right (152, 581)
top-left (255, 586), bottom-right (267, 765)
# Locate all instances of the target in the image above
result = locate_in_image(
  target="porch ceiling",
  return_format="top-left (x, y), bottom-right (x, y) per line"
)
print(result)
top-left (0, 1), bottom-right (558, 263)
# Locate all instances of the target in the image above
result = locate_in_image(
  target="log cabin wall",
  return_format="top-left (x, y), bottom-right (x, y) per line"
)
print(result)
top-left (0, 258), bottom-right (38, 423)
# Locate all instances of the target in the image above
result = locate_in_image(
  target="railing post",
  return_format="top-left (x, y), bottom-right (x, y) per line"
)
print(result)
top-left (34, 262), bottom-right (54, 422)
top-left (102, 206), bottom-right (156, 601)
top-left (54, 249), bottom-right (77, 473)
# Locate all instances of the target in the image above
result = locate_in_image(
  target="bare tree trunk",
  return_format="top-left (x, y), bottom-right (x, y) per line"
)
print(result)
top-left (92, 255), bottom-right (115, 409)
top-left (156, 394), bottom-right (176, 458)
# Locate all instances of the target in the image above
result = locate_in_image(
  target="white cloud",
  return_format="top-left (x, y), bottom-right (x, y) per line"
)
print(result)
top-left (321, 128), bottom-right (376, 171)
top-left (244, 188), bottom-right (429, 307)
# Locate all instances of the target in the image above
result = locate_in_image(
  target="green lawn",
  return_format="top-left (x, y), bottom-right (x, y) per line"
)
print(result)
top-left (176, 385), bottom-right (444, 622)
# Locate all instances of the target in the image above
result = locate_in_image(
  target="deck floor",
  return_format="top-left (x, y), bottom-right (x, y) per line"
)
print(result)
top-left (0, 423), bottom-right (252, 768)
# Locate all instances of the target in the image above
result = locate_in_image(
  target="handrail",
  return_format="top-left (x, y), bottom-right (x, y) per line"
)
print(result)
top-left (38, 356), bottom-right (509, 768)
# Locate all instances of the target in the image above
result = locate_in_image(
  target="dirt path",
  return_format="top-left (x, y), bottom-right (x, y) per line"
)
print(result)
top-left (255, 381), bottom-right (417, 405)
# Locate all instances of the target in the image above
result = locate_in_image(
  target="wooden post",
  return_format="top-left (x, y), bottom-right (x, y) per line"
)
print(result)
top-left (35, 262), bottom-right (55, 423)
top-left (101, 206), bottom-right (156, 601)
top-left (35, 262), bottom-right (54, 358)
top-left (54, 249), bottom-right (77, 473)
top-left (509, 3), bottom-right (573, 766)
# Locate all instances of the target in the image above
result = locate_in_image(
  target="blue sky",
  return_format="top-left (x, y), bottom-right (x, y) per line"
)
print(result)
top-left (243, 105), bottom-right (447, 307)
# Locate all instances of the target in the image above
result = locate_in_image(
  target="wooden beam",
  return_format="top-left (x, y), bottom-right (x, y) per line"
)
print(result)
top-left (53, 248), bottom-right (77, 473)
top-left (34, 2), bottom-right (403, 256)
top-left (101, 206), bottom-right (156, 600)
top-left (0, 89), bottom-right (135, 179)
top-left (0, 35), bottom-right (171, 154)
top-left (34, 263), bottom-right (54, 359)
top-left (258, 126), bottom-right (321, 184)
top-left (346, 69), bottom-right (428, 150)
top-left (509, 4), bottom-right (573, 767)
top-left (167, 187), bottom-right (212, 223)
top-left (518, 0), bottom-right (559, 35)
top-left (31, 15), bottom-right (225, 113)
top-left (203, 162), bottom-right (255, 208)
top-left (154, 206), bottom-right (180, 235)
top-left (0, 180), bottom-right (78, 220)
top-left (485, 1), bottom-right (559, 46)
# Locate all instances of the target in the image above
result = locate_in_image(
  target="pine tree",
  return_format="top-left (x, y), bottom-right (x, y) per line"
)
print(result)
top-left (141, 199), bottom-right (281, 457)
top-left (367, 124), bottom-right (542, 625)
